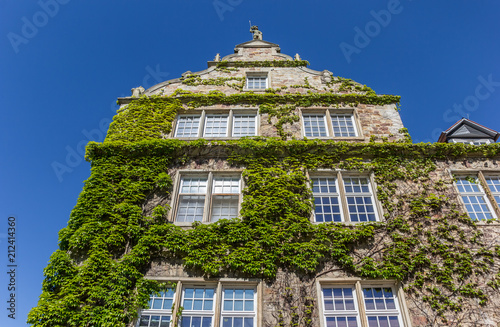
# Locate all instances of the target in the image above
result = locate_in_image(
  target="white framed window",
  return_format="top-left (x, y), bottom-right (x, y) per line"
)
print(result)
top-left (450, 138), bottom-right (492, 145)
top-left (175, 115), bottom-right (202, 138)
top-left (174, 173), bottom-right (242, 223)
top-left (180, 286), bottom-right (216, 327)
top-left (246, 75), bottom-right (268, 90)
top-left (311, 172), bottom-right (379, 223)
top-left (344, 177), bottom-right (378, 223)
top-left (302, 110), bottom-right (359, 138)
top-left (311, 177), bottom-right (343, 222)
top-left (454, 175), bottom-right (497, 221)
top-left (174, 110), bottom-right (257, 138)
top-left (138, 281), bottom-right (258, 327)
top-left (320, 282), bottom-right (405, 327)
top-left (331, 114), bottom-right (357, 137)
top-left (303, 114), bottom-right (328, 137)
top-left (485, 176), bottom-right (500, 206)
top-left (137, 288), bottom-right (176, 327)
top-left (221, 286), bottom-right (257, 327)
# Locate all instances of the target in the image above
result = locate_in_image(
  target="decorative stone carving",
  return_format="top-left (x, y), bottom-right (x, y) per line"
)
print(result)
top-left (214, 53), bottom-right (221, 62)
top-left (321, 70), bottom-right (333, 84)
top-left (294, 53), bottom-right (301, 61)
top-left (250, 25), bottom-right (263, 40)
top-left (131, 86), bottom-right (145, 97)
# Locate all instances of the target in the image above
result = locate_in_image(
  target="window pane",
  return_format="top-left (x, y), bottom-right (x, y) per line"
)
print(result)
top-left (222, 288), bottom-right (255, 313)
top-left (312, 177), bottom-right (342, 222)
top-left (176, 116), bottom-right (201, 137)
top-left (176, 195), bottom-right (205, 222)
top-left (344, 177), bottom-right (376, 222)
top-left (331, 114), bottom-right (357, 137)
top-left (486, 176), bottom-right (500, 206)
top-left (183, 287), bottom-right (215, 312)
top-left (213, 176), bottom-right (240, 194)
top-left (455, 177), bottom-right (494, 220)
top-left (323, 287), bottom-right (355, 312)
top-left (211, 195), bottom-right (239, 222)
top-left (233, 114), bottom-right (256, 137)
top-left (247, 76), bottom-right (267, 89)
top-left (303, 115), bottom-right (328, 137)
top-left (181, 177), bottom-right (208, 194)
top-left (204, 114), bottom-right (228, 137)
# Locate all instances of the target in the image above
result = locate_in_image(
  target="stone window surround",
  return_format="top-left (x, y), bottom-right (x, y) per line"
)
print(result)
top-left (306, 170), bottom-right (383, 224)
top-left (138, 278), bottom-right (262, 327)
top-left (243, 71), bottom-right (271, 92)
top-left (316, 279), bottom-right (412, 327)
top-left (299, 108), bottom-right (364, 140)
top-left (172, 108), bottom-right (260, 139)
top-left (169, 170), bottom-right (244, 227)
top-left (451, 170), bottom-right (500, 220)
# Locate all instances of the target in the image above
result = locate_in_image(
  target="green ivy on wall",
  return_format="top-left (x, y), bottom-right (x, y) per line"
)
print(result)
top-left (27, 93), bottom-right (500, 326)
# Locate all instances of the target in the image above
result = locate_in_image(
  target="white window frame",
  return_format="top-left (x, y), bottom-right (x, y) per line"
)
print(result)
top-left (136, 286), bottom-right (176, 327)
top-left (309, 171), bottom-right (381, 223)
top-left (453, 171), bottom-right (499, 220)
top-left (180, 284), bottom-right (217, 327)
top-left (484, 175), bottom-right (500, 208)
top-left (171, 171), bottom-right (243, 225)
top-left (450, 138), bottom-right (493, 145)
top-left (317, 280), bottom-right (409, 327)
top-left (138, 279), bottom-right (260, 327)
top-left (301, 109), bottom-right (361, 139)
top-left (220, 285), bottom-right (258, 327)
top-left (174, 109), bottom-right (258, 138)
top-left (245, 74), bottom-right (268, 90)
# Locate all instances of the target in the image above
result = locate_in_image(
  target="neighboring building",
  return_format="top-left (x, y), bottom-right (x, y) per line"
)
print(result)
top-left (28, 28), bottom-right (500, 327)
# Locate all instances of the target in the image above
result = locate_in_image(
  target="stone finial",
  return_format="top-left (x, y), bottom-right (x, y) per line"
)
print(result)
top-left (250, 25), bottom-right (263, 40)
top-left (294, 53), bottom-right (301, 61)
top-left (321, 70), bottom-right (333, 84)
top-left (214, 53), bottom-right (221, 62)
top-left (131, 86), bottom-right (145, 97)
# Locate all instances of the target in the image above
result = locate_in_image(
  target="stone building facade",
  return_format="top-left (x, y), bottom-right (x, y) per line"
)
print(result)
top-left (28, 28), bottom-right (500, 327)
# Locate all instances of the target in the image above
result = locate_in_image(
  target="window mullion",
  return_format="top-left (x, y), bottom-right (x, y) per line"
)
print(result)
top-left (171, 281), bottom-right (183, 326)
top-left (228, 110), bottom-right (234, 138)
top-left (355, 281), bottom-right (368, 327)
top-left (199, 110), bottom-right (206, 137)
top-left (338, 172), bottom-right (350, 222)
top-left (205, 172), bottom-right (213, 223)
top-left (213, 282), bottom-right (222, 327)
top-left (326, 109), bottom-right (333, 137)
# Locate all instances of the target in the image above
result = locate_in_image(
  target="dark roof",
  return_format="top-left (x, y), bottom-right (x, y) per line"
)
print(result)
top-left (438, 118), bottom-right (500, 143)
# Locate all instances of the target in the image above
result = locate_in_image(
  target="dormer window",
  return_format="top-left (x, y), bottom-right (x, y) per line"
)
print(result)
top-left (246, 74), bottom-right (268, 90)
top-left (438, 118), bottom-right (499, 144)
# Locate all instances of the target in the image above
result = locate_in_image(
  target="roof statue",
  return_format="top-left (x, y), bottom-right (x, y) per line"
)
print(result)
top-left (250, 25), bottom-right (263, 40)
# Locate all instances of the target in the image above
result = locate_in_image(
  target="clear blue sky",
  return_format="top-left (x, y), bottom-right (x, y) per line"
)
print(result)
top-left (1, 0), bottom-right (499, 325)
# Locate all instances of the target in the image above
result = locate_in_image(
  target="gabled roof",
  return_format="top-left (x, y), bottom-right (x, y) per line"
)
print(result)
top-left (438, 118), bottom-right (500, 143)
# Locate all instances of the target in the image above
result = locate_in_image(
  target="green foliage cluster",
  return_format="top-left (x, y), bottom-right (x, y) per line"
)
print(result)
top-left (180, 74), bottom-right (245, 90)
top-left (216, 60), bottom-right (310, 68)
